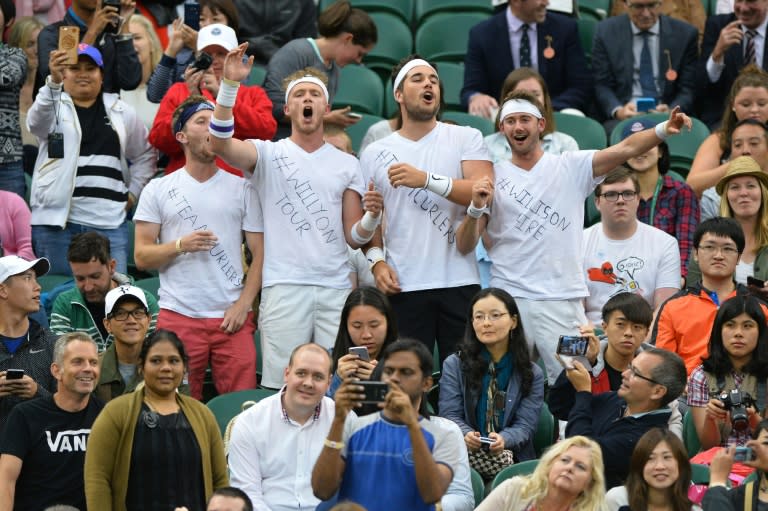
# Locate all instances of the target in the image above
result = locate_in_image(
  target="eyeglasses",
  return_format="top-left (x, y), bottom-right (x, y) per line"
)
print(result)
top-left (697, 244), bottom-right (740, 256)
top-left (472, 312), bottom-right (509, 323)
top-left (626, 1), bottom-right (661, 10)
top-left (627, 365), bottom-right (663, 385)
top-left (599, 191), bottom-right (638, 202)
top-left (109, 309), bottom-right (148, 321)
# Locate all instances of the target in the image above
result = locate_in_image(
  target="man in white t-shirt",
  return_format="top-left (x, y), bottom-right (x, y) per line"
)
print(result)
top-left (456, 90), bottom-right (692, 384)
top-left (208, 44), bottom-right (383, 388)
top-left (133, 95), bottom-right (263, 399)
top-left (582, 167), bottom-right (681, 324)
top-left (359, 55), bottom-right (493, 367)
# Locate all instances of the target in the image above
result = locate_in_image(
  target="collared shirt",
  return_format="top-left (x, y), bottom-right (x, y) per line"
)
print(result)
top-left (687, 366), bottom-right (751, 447)
top-left (706, 16), bottom-right (768, 82)
top-left (507, 8), bottom-right (539, 70)
top-left (228, 388), bottom-right (335, 511)
top-left (636, 174), bottom-right (700, 277)
top-left (631, 20), bottom-right (661, 100)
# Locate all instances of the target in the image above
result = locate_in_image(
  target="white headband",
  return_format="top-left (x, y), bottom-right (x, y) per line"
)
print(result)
top-left (392, 58), bottom-right (438, 98)
top-left (498, 99), bottom-right (543, 125)
top-left (284, 76), bottom-right (330, 104)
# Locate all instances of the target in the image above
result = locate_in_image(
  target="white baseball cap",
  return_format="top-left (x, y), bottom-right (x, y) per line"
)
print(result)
top-left (197, 24), bottom-right (238, 52)
top-left (0, 256), bottom-right (50, 283)
top-left (105, 285), bottom-right (149, 316)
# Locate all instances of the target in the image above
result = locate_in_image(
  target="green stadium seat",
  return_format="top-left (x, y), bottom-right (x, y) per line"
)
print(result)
top-left (690, 463), bottom-right (710, 484)
top-left (37, 274), bottom-right (73, 293)
top-left (491, 459), bottom-right (539, 489)
top-left (553, 112), bottom-right (607, 150)
top-left (206, 388), bottom-right (277, 435)
top-left (683, 410), bottom-right (702, 456)
top-left (414, 0), bottom-right (493, 26)
top-left (577, 18), bottom-right (597, 64)
top-left (433, 61), bottom-right (465, 111)
top-left (345, 114), bottom-right (386, 154)
top-left (442, 111), bottom-right (495, 136)
top-left (246, 64), bottom-right (267, 87)
top-left (470, 468), bottom-right (485, 506)
top-left (415, 12), bottom-right (491, 63)
top-left (384, 77), bottom-right (399, 118)
top-left (320, 0), bottom-right (414, 25)
top-left (533, 403), bottom-right (556, 457)
top-left (332, 64), bottom-right (384, 116)
top-left (134, 276), bottom-right (160, 298)
top-left (365, 13), bottom-right (413, 82)
top-left (578, 0), bottom-right (610, 19)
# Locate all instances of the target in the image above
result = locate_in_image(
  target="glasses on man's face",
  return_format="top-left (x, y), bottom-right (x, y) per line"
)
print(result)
top-left (599, 190), bottom-right (638, 202)
top-left (472, 312), bottom-right (509, 323)
top-left (110, 308), bottom-right (148, 321)
top-left (696, 244), bottom-right (739, 257)
top-left (627, 365), bottom-right (662, 385)
top-left (627, 1), bottom-right (661, 10)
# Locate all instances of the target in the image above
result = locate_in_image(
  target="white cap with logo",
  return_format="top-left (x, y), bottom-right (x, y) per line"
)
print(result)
top-left (105, 285), bottom-right (149, 315)
top-left (197, 23), bottom-right (238, 52)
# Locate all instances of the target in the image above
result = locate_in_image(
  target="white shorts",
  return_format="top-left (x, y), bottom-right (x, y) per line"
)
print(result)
top-left (258, 284), bottom-right (349, 388)
top-left (515, 297), bottom-right (586, 385)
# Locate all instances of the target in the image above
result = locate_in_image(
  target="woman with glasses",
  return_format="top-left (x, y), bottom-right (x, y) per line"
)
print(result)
top-left (687, 293), bottom-right (768, 450)
top-left (439, 287), bottom-right (544, 479)
top-left (85, 329), bottom-right (227, 510)
top-left (688, 156), bottom-right (768, 289)
top-left (621, 117), bottom-right (700, 278)
top-left (606, 427), bottom-right (701, 511)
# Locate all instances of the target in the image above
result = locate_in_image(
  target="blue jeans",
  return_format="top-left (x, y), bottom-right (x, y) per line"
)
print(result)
top-left (0, 160), bottom-right (25, 199)
top-left (32, 221), bottom-right (129, 275)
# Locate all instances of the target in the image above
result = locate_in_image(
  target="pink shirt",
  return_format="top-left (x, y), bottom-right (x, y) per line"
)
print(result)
top-left (0, 191), bottom-right (35, 260)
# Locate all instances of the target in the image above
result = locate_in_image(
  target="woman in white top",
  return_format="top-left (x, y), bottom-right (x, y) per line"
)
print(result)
top-left (484, 67), bottom-right (578, 163)
top-left (606, 428), bottom-right (701, 511)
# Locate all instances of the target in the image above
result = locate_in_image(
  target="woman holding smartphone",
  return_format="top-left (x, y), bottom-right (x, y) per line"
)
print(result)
top-left (328, 287), bottom-right (398, 397)
top-left (687, 294), bottom-right (768, 451)
top-left (439, 288), bottom-right (544, 474)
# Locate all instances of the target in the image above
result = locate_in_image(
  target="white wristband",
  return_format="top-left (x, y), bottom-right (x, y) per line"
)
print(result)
top-left (350, 221), bottom-right (375, 245)
top-left (216, 78), bottom-right (240, 108)
top-left (360, 211), bottom-right (380, 232)
top-left (365, 247), bottom-right (385, 270)
top-left (654, 121), bottom-right (669, 140)
top-left (467, 202), bottom-right (489, 219)
top-left (424, 173), bottom-right (453, 198)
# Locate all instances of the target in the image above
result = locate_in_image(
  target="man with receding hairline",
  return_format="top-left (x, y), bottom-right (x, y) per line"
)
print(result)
top-left (228, 343), bottom-right (334, 511)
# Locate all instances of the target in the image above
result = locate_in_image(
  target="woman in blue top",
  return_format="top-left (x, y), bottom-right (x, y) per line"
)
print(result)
top-left (439, 287), bottom-right (544, 463)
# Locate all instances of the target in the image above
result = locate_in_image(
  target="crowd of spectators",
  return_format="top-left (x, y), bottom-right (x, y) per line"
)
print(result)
top-left (3, 0), bottom-right (768, 509)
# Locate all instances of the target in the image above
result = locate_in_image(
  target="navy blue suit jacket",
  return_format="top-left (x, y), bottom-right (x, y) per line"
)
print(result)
top-left (460, 11), bottom-right (592, 111)
top-left (591, 14), bottom-right (698, 121)
top-left (697, 14), bottom-right (768, 127)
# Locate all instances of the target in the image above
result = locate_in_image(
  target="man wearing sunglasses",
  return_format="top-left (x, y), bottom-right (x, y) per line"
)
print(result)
top-left (554, 347), bottom-right (687, 489)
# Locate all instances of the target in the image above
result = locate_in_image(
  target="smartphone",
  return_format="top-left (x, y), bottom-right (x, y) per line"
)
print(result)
top-left (345, 112), bottom-right (363, 119)
top-left (734, 446), bottom-right (756, 462)
top-left (58, 26), bottom-right (79, 65)
top-left (748, 276), bottom-right (765, 288)
top-left (6, 369), bottom-right (24, 380)
top-left (557, 335), bottom-right (589, 357)
top-left (479, 436), bottom-right (493, 452)
top-left (349, 346), bottom-right (370, 362)
top-left (636, 97), bottom-right (657, 113)
top-left (184, 0), bottom-right (200, 31)
top-left (359, 381), bottom-right (388, 403)
top-left (102, 0), bottom-right (121, 34)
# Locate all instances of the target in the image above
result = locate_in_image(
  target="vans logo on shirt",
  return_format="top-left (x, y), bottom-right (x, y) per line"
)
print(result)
top-left (45, 429), bottom-right (91, 452)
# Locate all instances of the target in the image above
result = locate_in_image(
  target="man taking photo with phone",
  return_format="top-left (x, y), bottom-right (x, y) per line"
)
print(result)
top-left (36, 0), bottom-right (142, 95)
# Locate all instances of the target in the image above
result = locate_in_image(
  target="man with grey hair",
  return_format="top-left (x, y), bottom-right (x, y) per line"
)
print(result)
top-left (555, 347), bottom-right (687, 489)
top-left (0, 332), bottom-right (102, 511)
top-left (0, 255), bottom-right (57, 430)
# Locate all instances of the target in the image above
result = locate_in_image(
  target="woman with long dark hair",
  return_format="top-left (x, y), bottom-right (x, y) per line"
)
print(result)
top-left (687, 294), bottom-right (768, 450)
top-left (328, 287), bottom-right (398, 396)
top-left (439, 287), bottom-right (544, 466)
top-left (606, 428), bottom-right (700, 511)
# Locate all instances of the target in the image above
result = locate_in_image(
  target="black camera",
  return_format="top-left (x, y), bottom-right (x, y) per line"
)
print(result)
top-left (190, 52), bottom-right (212, 72)
top-left (719, 389), bottom-right (756, 431)
top-left (102, 0), bottom-right (121, 34)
